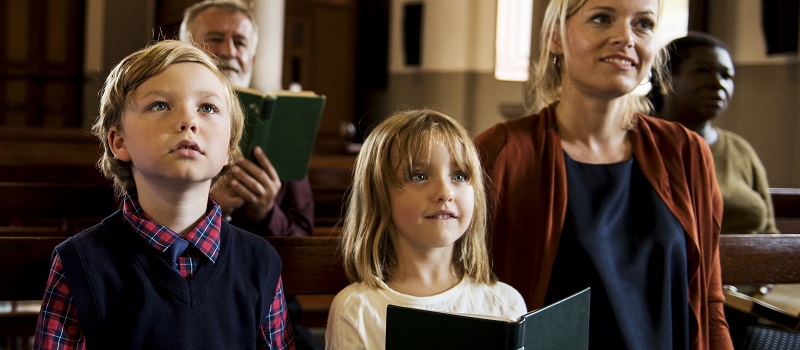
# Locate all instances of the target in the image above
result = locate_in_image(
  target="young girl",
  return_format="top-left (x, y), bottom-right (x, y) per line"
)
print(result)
top-left (325, 109), bottom-right (526, 349)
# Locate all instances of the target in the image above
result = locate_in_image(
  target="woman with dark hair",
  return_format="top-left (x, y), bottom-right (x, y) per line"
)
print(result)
top-left (655, 32), bottom-right (778, 235)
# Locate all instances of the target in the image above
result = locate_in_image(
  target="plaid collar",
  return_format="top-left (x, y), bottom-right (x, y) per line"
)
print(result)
top-left (121, 194), bottom-right (222, 263)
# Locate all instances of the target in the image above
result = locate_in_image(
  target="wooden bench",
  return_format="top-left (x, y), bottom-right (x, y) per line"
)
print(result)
top-left (0, 128), bottom-right (101, 166)
top-left (719, 234), bottom-right (800, 347)
top-left (771, 188), bottom-right (800, 234)
top-left (4, 233), bottom-right (800, 299)
top-left (0, 235), bottom-right (345, 301)
top-left (3, 232), bottom-right (800, 344)
top-left (0, 154), bottom-right (354, 231)
top-left (720, 234), bottom-right (800, 286)
top-left (307, 155), bottom-right (354, 227)
top-left (0, 181), bottom-right (117, 231)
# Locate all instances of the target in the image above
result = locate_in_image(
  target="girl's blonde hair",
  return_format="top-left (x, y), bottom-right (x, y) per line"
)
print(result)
top-left (92, 40), bottom-right (245, 196)
top-left (524, 0), bottom-right (668, 128)
top-left (341, 109), bottom-right (496, 287)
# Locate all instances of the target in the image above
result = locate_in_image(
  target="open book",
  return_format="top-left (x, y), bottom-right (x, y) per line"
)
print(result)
top-left (386, 288), bottom-right (590, 350)
top-left (234, 87), bottom-right (326, 181)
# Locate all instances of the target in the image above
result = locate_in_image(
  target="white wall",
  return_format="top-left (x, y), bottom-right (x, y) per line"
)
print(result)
top-left (389, 0), bottom-right (495, 73)
top-left (710, 0), bottom-right (798, 65)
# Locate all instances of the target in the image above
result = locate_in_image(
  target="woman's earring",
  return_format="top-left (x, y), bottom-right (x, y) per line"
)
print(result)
top-left (553, 54), bottom-right (561, 71)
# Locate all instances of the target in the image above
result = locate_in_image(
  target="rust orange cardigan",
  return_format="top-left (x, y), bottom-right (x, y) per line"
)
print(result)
top-left (475, 105), bottom-right (733, 350)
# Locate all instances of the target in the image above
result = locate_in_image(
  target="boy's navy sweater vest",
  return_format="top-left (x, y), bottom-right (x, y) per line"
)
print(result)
top-left (56, 211), bottom-right (283, 349)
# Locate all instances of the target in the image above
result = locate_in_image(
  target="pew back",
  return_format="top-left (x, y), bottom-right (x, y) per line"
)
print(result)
top-left (771, 188), bottom-right (800, 234)
top-left (1, 233), bottom-right (799, 346)
top-left (719, 234), bottom-right (800, 285)
top-left (0, 182), bottom-right (117, 231)
top-left (0, 235), bottom-right (346, 301)
top-left (5, 233), bottom-right (799, 302)
top-left (0, 236), bottom-right (65, 301)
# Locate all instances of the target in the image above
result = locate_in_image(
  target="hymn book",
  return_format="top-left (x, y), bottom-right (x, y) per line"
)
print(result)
top-left (235, 87), bottom-right (326, 181)
top-left (385, 288), bottom-right (590, 350)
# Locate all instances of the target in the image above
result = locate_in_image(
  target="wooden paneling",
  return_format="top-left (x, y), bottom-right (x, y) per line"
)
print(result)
top-left (283, 0), bottom-right (357, 143)
top-left (0, 0), bottom-right (85, 128)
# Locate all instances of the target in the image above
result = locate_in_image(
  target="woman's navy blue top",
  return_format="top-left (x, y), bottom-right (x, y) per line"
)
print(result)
top-left (545, 153), bottom-right (690, 350)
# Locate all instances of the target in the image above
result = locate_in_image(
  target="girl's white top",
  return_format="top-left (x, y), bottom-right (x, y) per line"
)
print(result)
top-left (325, 277), bottom-right (527, 349)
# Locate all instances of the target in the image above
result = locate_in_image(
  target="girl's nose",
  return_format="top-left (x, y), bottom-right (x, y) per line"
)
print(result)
top-left (435, 180), bottom-right (455, 203)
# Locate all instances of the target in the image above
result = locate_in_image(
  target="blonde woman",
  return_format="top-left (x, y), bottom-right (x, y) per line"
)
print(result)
top-left (475, 0), bottom-right (733, 348)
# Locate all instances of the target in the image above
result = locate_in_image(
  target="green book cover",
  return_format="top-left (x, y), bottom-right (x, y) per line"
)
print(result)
top-left (385, 288), bottom-right (590, 350)
top-left (235, 87), bottom-right (326, 181)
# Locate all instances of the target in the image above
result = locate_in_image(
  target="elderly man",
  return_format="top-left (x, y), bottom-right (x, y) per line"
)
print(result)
top-left (180, 0), bottom-right (314, 238)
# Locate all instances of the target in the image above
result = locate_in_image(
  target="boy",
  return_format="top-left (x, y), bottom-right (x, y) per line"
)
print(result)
top-left (34, 40), bottom-right (294, 349)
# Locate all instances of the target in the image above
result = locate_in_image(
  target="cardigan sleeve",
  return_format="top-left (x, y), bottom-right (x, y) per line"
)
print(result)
top-left (697, 137), bottom-right (734, 350)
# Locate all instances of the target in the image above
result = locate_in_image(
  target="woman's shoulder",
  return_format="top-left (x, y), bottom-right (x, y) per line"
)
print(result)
top-left (715, 128), bottom-right (759, 153)
top-left (635, 114), bottom-right (707, 152)
top-left (477, 107), bottom-right (553, 139)
top-left (475, 106), bottom-right (555, 161)
top-left (636, 114), bottom-right (693, 137)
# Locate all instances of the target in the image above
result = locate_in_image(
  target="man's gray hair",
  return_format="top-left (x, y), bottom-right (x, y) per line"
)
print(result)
top-left (179, 0), bottom-right (259, 48)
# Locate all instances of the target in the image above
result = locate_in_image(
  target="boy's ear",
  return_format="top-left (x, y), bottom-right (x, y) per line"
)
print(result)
top-left (108, 127), bottom-right (131, 162)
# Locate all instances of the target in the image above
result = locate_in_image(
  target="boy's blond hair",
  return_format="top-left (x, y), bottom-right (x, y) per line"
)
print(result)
top-left (341, 109), bottom-right (496, 287)
top-left (92, 40), bottom-right (245, 196)
top-left (524, 0), bottom-right (668, 128)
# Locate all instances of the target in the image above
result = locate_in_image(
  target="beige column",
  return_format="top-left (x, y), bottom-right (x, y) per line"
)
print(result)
top-left (251, 0), bottom-right (285, 92)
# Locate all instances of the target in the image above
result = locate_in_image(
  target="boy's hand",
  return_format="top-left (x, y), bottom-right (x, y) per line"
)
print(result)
top-left (228, 146), bottom-right (282, 222)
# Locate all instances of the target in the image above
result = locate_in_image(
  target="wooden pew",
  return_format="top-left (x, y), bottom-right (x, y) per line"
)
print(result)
top-left (0, 181), bottom-right (117, 230)
top-left (0, 235), bottom-right (345, 301)
top-left (5, 233), bottom-right (800, 301)
top-left (307, 155), bottom-right (354, 227)
top-left (719, 234), bottom-right (800, 347)
top-left (267, 236), bottom-right (347, 295)
top-left (0, 164), bottom-right (107, 183)
top-left (772, 188), bottom-right (800, 219)
top-left (0, 236), bottom-right (66, 302)
top-left (771, 188), bottom-right (800, 234)
top-left (719, 234), bottom-right (800, 286)
top-left (0, 154), bottom-right (354, 232)
top-left (5, 233), bottom-right (800, 344)
top-left (0, 153), bottom-right (116, 232)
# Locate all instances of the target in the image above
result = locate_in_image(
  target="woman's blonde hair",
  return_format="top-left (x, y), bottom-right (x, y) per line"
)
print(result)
top-left (92, 40), bottom-right (245, 196)
top-left (341, 109), bottom-right (496, 287)
top-left (524, 0), bottom-right (668, 128)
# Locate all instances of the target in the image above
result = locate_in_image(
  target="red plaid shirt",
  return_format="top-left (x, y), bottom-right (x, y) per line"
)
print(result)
top-left (34, 195), bottom-right (294, 349)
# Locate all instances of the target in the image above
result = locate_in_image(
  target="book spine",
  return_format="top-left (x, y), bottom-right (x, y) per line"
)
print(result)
top-left (507, 322), bottom-right (524, 350)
